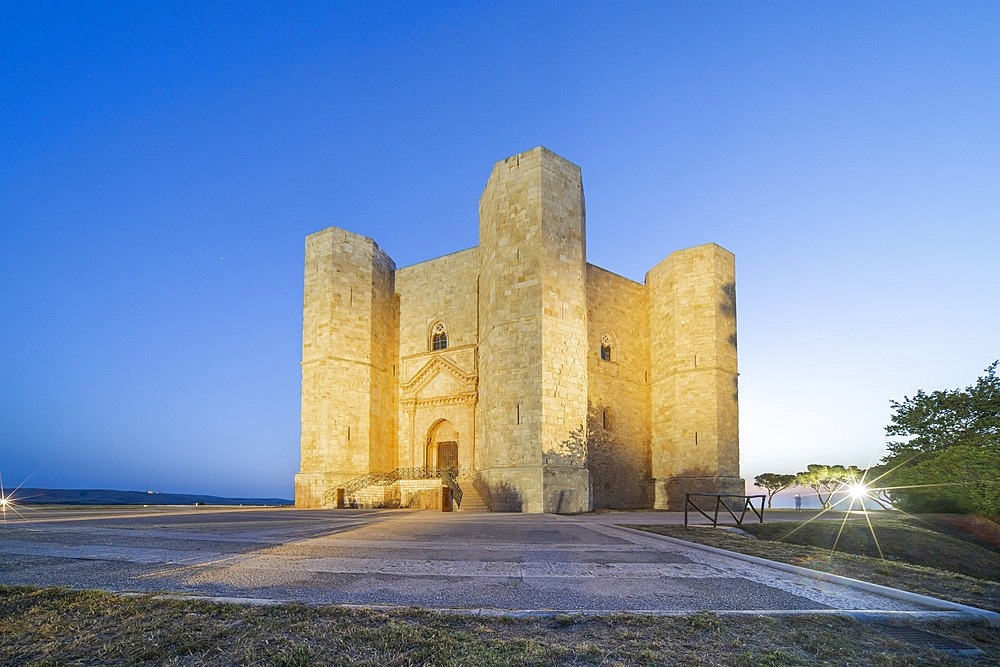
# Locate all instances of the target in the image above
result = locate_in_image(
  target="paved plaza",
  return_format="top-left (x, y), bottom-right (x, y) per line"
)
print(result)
top-left (0, 506), bottom-right (991, 620)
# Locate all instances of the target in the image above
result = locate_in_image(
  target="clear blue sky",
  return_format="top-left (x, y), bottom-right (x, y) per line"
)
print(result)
top-left (2, 2), bottom-right (997, 499)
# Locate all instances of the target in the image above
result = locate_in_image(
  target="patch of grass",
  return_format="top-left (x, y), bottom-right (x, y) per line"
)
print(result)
top-left (744, 514), bottom-right (1000, 580)
top-left (0, 586), bottom-right (996, 666)
top-left (631, 512), bottom-right (1000, 613)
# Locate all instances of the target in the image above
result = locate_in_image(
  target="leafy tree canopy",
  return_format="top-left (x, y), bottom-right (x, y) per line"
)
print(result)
top-left (879, 362), bottom-right (1000, 516)
top-left (795, 464), bottom-right (864, 508)
top-left (886, 361), bottom-right (1000, 455)
top-left (874, 444), bottom-right (1000, 515)
top-left (753, 473), bottom-right (796, 508)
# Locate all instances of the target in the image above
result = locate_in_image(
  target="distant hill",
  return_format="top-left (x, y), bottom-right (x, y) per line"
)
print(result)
top-left (8, 488), bottom-right (292, 506)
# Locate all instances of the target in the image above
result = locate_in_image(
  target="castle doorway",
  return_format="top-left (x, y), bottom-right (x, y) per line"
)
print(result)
top-left (426, 419), bottom-right (460, 470)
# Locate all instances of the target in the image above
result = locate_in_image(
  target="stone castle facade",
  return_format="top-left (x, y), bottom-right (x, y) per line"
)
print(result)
top-left (295, 147), bottom-right (742, 513)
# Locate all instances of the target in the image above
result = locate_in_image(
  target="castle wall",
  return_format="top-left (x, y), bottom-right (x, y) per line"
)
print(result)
top-left (476, 151), bottom-right (546, 511)
top-left (369, 243), bottom-right (399, 476)
top-left (647, 244), bottom-right (741, 509)
top-left (396, 248), bottom-right (480, 360)
top-left (295, 227), bottom-right (398, 508)
top-left (585, 264), bottom-right (651, 508)
top-left (537, 152), bottom-right (591, 514)
top-left (476, 148), bottom-right (590, 513)
top-left (396, 248), bottom-right (480, 470)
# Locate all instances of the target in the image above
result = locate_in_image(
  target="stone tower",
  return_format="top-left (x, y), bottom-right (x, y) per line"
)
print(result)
top-left (295, 228), bottom-right (398, 508)
top-left (477, 148), bottom-right (591, 513)
top-left (647, 245), bottom-right (742, 508)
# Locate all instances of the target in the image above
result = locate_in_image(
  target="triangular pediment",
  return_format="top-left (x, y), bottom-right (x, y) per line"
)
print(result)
top-left (401, 355), bottom-right (477, 399)
top-left (419, 371), bottom-right (465, 400)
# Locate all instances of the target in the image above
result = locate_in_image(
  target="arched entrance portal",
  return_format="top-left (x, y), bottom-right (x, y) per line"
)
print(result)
top-left (426, 419), bottom-right (459, 470)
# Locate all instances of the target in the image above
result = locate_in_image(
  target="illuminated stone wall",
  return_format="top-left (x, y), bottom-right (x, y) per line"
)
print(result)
top-left (477, 148), bottom-right (591, 513)
top-left (586, 265), bottom-right (652, 509)
top-left (647, 244), bottom-right (742, 509)
top-left (294, 228), bottom-right (398, 507)
top-left (296, 147), bottom-right (742, 511)
top-left (396, 248), bottom-right (479, 472)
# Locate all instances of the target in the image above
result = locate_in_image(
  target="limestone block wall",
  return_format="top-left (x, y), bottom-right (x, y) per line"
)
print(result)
top-left (295, 227), bottom-right (398, 508)
top-left (369, 240), bottom-right (399, 476)
top-left (647, 243), bottom-right (741, 509)
top-left (586, 264), bottom-right (651, 508)
top-left (352, 485), bottom-right (398, 508)
top-left (396, 248), bottom-right (480, 468)
top-left (537, 151), bottom-right (590, 514)
top-left (398, 480), bottom-right (444, 509)
top-left (475, 147), bottom-right (592, 513)
top-left (397, 248), bottom-right (480, 358)
top-left (476, 149), bottom-right (547, 512)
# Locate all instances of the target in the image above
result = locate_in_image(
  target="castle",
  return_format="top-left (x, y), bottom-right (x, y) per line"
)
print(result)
top-left (295, 147), bottom-right (742, 513)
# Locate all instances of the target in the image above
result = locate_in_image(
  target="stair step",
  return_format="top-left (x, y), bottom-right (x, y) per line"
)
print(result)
top-left (457, 485), bottom-right (489, 512)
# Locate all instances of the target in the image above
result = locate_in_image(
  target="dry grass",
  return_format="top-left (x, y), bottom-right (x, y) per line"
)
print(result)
top-left (1, 586), bottom-right (997, 666)
top-left (631, 512), bottom-right (1000, 613)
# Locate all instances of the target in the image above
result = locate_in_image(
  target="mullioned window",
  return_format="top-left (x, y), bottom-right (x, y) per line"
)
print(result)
top-left (431, 322), bottom-right (448, 351)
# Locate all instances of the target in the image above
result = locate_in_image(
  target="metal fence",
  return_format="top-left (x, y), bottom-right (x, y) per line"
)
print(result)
top-left (683, 493), bottom-right (766, 527)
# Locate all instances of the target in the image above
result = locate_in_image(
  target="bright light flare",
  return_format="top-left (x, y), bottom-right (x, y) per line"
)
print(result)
top-left (0, 493), bottom-right (13, 524)
top-left (848, 483), bottom-right (869, 500)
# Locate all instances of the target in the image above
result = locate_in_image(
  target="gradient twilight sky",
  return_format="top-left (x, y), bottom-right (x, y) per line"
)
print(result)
top-left (2, 2), bottom-right (997, 499)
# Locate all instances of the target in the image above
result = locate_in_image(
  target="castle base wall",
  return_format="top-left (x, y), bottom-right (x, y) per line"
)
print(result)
top-left (543, 466), bottom-right (591, 513)
top-left (294, 472), bottom-right (355, 508)
top-left (653, 475), bottom-right (746, 510)
top-left (476, 466), bottom-right (543, 513)
top-left (399, 480), bottom-right (444, 509)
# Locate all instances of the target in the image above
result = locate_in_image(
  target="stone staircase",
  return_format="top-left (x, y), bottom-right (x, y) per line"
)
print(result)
top-left (335, 467), bottom-right (488, 511)
top-left (457, 483), bottom-right (488, 512)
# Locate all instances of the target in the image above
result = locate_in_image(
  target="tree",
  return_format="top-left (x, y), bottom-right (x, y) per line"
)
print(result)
top-left (879, 362), bottom-right (1000, 516)
top-left (874, 445), bottom-right (1000, 515)
top-left (753, 473), bottom-right (796, 508)
top-left (795, 464), bottom-right (862, 508)
top-left (886, 361), bottom-right (999, 455)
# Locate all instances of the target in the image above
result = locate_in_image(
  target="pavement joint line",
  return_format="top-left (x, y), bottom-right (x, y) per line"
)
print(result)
top-left (134, 593), bottom-right (995, 624)
top-left (613, 524), bottom-right (1000, 628)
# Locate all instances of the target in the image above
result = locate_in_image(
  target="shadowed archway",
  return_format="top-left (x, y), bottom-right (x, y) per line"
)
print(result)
top-left (426, 419), bottom-right (460, 469)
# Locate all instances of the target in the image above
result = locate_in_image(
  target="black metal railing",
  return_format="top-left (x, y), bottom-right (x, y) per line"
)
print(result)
top-left (684, 493), bottom-right (766, 527)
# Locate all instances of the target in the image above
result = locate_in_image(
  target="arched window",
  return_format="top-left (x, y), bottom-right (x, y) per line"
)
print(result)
top-left (431, 322), bottom-right (448, 351)
top-left (600, 333), bottom-right (612, 362)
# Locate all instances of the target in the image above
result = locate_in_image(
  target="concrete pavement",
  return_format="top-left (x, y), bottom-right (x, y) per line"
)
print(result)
top-left (0, 506), bottom-right (994, 622)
